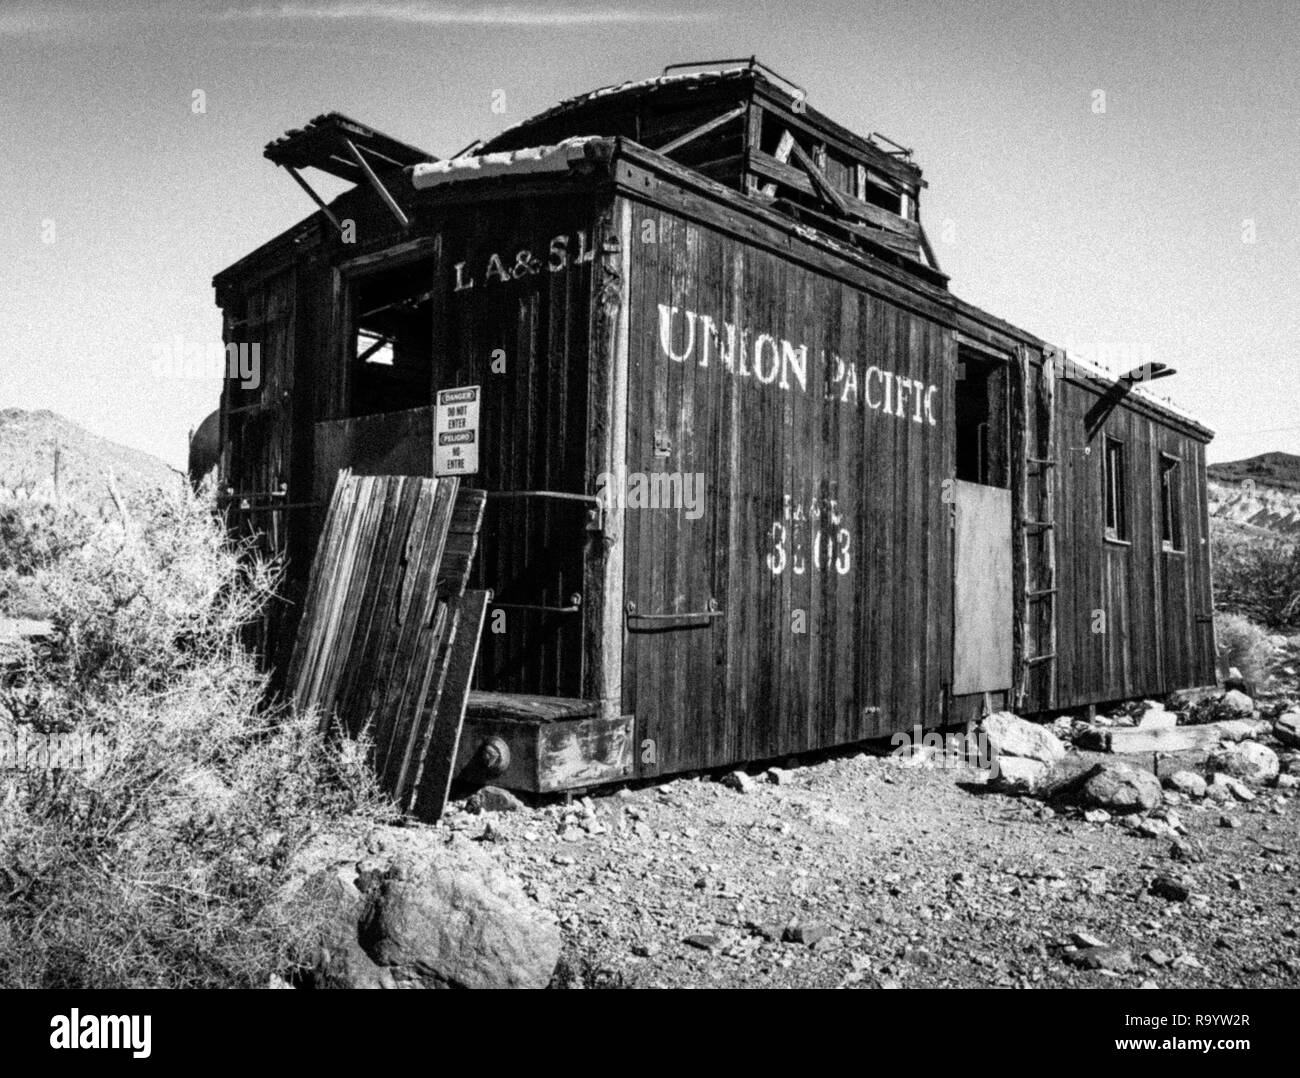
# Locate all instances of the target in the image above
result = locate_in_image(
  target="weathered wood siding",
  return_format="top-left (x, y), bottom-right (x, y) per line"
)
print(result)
top-left (219, 267), bottom-right (303, 666)
top-left (620, 199), bottom-right (953, 777)
top-left (431, 194), bottom-right (602, 698)
top-left (1048, 372), bottom-right (1217, 708)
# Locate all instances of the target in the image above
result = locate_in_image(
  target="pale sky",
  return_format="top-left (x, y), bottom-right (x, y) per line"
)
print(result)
top-left (2, 0), bottom-right (1297, 468)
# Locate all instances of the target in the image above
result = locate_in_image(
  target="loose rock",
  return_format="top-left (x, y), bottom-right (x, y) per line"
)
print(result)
top-left (1067, 762), bottom-right (1163, 814)
top-left (1208, 741), bottom-right (1279, 785)
top-left (1165, 770), bottom-right (1206, 799)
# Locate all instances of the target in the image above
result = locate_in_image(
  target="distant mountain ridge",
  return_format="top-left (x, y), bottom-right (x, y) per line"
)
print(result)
top-left (0, 408), bottom-right (180, 508)
top-left (1208, 451), bottom-right (1300, 539)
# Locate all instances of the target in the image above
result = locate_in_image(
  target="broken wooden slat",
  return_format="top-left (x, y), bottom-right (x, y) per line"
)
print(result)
top-left (465, 692), bottom-right (602, 723)
top-left (409, 588), bottom-right (491, 821)
top-left (390, 487), bottom-right (488, 800)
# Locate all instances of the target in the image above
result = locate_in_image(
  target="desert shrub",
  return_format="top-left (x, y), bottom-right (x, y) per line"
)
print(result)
top-left (1214, 611), bottom-right (1272, 688)
top-left (1212, 528), bottom-right (1300, 628)
top-left (0, 483), bottom-right (393, 988)
top-left (0, 500), bottom-right (95, 575)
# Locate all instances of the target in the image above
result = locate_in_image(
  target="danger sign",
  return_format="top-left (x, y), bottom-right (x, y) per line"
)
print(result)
top-left (434, 385), bottom-right (480, 477)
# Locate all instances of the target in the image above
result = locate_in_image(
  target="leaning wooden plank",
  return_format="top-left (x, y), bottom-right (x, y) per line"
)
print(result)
top-left (331, 476), bottom-right (418, 734)
top-left (314, 474), bottom-right (388, 730)
top-left (370, 479), bottom-right (459, 787)
top-left (288, 468), bottom-right (364, 720)
top-left (385, 487), bottom-right (482, 796)
top-left (336, 477), bottom-right (427, 739)
top-left (409, 589), bottom-right (491, 821)
top-left (435, 488), bottom-right (487, 596)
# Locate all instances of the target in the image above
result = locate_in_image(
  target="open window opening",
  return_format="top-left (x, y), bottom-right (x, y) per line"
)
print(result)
top-left (953, 349), bottom-right (1010, 487)
top-left (1104, 436), bottom-right (1129, 542)
top-left (861, 173), bottom-right (903, 215)
top-left (1159, 453), bottom-right (1184, 551)
top-left (348, 261), bottom-right (434, 417)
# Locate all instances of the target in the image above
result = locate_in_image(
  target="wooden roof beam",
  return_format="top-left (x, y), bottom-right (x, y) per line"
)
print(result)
top-left (788, 139), bottom-right (849, 216)
top-left (343, 138), bottom-right (409, 230)
top-left (282, 165), bottom-right (346, 236)
top-left (656, 104), bottom-right (748, 156)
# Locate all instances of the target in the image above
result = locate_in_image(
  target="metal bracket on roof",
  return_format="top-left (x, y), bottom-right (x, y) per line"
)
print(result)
top-left (661, 56), bottom-right (807, 103)
top-left (868, 131), bottom-right (914, 159)
top-left (343, 138), bottom-right (410, 230)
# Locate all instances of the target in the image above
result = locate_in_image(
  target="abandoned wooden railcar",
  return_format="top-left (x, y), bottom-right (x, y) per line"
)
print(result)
top-left (211, 62), bottom-right (1217, 793)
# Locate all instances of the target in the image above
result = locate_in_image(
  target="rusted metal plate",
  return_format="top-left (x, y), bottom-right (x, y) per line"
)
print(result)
top-left (453, 711), bottom-right (634, 793)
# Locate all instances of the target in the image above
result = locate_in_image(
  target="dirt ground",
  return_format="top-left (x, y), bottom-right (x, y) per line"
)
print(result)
top-left (446, 742), bottom-right (1296, 989)
top-left (446, 643), bottom-right (1300, 989)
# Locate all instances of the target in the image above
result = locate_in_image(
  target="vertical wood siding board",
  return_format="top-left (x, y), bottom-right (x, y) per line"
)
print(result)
top-left (286, 466), bottom-right (349, 707)
top-left (722, 245), bottom-right (743, 767)
top-left (637, 208), bottom-right (662, 768)
top-left (908, 315), bottom-right (925, 731)
top-left (371, 479), bottom-right (437, 766)
top-left (891, 305), bottom-right (909, 730)
top-left (795, 260), bottom-right (808, 750)
top-left (622, 219), bottom-right (641, 768)
top-left (768, 249), bottom-right (785, 760)
top-left (672, 216), bottom-right (692, 764)
top-left (294, 473), bottom-right (346, 717)
top-left (686, 216), bottom-right (703, 766)
top-left (704, 227), bottom-right (725, 766)
top-left (648, 208), bottom-right (668, 767)
top-left (369, 479), bottom-right (438, 771)
top-left (334, 477), bottom-right (412, 723)
top-left (924, 318), bottom-right (942, 728)
top-left (382, 478), bottom-right (458, 788)
top-left (853, 293), bottom-right (870, 739)
top-left (327, 475), bottom-right (386, 723)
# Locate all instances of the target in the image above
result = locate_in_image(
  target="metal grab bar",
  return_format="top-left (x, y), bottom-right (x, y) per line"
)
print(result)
top-left (493, 593), bottom-right (582, 615)
top-left (625, 598), bottom-right (723, 632)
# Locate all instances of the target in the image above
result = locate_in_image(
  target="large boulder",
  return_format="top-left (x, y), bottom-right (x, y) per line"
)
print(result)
top-left (284, 824), bottom-right (560, 989)
top-left (1208, 741), bottom-right (1280, 785)
top-left (982, 712), bottom-right (1066, 766)
top-left (1059, 762), bottom-right (1162, 814)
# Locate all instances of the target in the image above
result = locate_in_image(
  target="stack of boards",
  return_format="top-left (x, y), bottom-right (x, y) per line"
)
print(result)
top-left (287, 469), bottom-right (488, 820)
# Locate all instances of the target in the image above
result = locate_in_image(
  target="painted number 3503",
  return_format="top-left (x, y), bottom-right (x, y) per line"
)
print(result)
top-left (765, 520), bottom-right (851, 576)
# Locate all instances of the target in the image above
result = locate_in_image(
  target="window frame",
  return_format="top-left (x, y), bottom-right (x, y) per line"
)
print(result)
top-left (1103, 435), bottom-right (1129, 544)
top-left (1159, 452), bottom-right (1185, 553)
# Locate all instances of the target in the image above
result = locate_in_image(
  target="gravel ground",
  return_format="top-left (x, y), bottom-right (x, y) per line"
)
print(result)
top-left (443, 644), bottom-right (1300, 989)
top-left (440, 743), bottom-right (1296, 989)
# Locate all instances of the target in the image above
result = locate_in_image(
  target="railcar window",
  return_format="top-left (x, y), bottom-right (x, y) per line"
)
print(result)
top-left (1104, 436), bottom-right (1128, 541)
top-left (1159, 453), bottom-right (1184, 551)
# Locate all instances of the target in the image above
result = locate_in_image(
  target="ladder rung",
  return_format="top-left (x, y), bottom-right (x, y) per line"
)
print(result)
top-left (1024, 652), bottom-right (1057, 665)
top-left (1026, 457), bottom-right (1057, 466)
top-left (1027, 588), bottom-right (1058, 599)
top-left (1022, 519), bottom-right (1055, 529)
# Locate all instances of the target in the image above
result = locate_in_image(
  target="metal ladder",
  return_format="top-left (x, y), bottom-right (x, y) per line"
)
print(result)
top-left (1016, 347), bottom-right (1059, 710)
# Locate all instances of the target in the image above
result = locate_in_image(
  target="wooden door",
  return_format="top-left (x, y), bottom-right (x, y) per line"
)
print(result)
top-left (953, 479), bottom-right (1013, 694)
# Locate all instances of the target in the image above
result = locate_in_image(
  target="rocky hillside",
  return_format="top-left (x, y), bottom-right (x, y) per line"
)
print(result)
top-left (1208, 452), bottom-right (1300, 538)
top-left (0, 408), bottom-right (180, 509)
